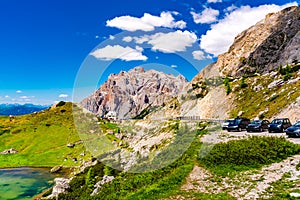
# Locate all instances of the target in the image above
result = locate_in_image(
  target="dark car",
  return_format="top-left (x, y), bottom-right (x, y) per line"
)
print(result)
top-left (246, 120), bottom-right (270, 132)
top-left (227, 118), bottom-right (250, 132)
top-left (268, 118), bottom-right (291, 133)
top-left (222, 119), bottom-right (234, 130)
top-left (286, 121), bottom-right (300, 137)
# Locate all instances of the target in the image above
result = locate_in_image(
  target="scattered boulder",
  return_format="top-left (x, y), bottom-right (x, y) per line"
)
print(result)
top-left (80, 152), bottom-right (85, 157)
top-left (238, 111), bottom-right (244, 117)
top-left (67, 143), bottom-right (75, 148)
top-left (50, 166), bottom-right (62, 173)
top-left (287, 77), bottom-right (300, 84)
top-left (0, 148), bottom-right (18, 155)
top-left (47, 178), bottom-right (71, 198)
top-left (253, 84), bottom-right (263, 91)
top-left (89, 130), bottom-right (95, 134)
top-left (269, 71), bottom-right (278, 77)
top-left (268, 79), bottom-right (284, 89)
top-left (290, 193), bottom-right (300, 198)
top-left (91, 175), bottom-right (115, 196)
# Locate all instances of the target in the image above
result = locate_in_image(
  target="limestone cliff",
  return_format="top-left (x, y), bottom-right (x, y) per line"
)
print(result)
top-left (80, 67), bottom-right (187, 119)
top-left (216, 6), bottom-right (300, 77)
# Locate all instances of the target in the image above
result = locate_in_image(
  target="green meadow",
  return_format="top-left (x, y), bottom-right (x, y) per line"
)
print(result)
top-left (0, 102), bottom-right (90, 168)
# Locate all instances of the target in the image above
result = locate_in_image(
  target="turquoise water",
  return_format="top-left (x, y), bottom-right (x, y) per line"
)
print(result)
top-left (0, 168), bottom-right (55, 200)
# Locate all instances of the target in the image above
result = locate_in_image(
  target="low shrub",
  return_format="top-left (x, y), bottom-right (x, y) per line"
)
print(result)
top-left (199, 136), bottom-right (300, 176)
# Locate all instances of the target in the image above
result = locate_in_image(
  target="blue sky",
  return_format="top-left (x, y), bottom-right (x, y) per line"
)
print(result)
top-left (0, 0), bottom-right (298, 104)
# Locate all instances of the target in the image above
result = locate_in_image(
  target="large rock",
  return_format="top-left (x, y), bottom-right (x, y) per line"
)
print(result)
top-left (81, 67), bottom-right (187, 119)
top-left (91, 175), bottom-right (115, 196)
top-left (0, 148), bottom-right (18, 154)
top-left (47, 178), bottom-right (71, 198)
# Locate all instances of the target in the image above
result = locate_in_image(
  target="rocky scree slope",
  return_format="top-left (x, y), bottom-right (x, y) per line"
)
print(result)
top-left (216, 6), bottom-right (300, 77)
top-left (170, 6), bottom-right (300, 120)
top-left (81, 67), bottom-right (187, 119)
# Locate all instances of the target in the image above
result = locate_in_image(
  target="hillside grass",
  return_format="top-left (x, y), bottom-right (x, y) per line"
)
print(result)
top-left (229, 64), bottom-right (300, 119)
top-left (53, 126), bottom-right (300, 199)
top-left (56, 129), bottom-right (213, 200)
top-left (0, 102), bottom-right (91, 167)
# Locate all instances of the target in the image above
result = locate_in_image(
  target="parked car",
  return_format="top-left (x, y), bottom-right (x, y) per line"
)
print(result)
top-left (285, 121), bottom-right (300, 137)
top-left (268, 118), bottom-right (291, 133)
top-left (227, 118), bottom-right (250, 132)
top-left (246, 120), bottom-right (270, 132)
top-left (222, 119), bottom-right (234, 130)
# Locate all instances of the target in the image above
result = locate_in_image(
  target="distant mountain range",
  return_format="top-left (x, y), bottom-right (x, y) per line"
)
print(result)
top-left (0, 104), bottom-right (50, 116)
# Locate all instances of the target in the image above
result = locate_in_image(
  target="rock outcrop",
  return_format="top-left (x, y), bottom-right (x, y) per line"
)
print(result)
top-left (91, 175), bottom-right (115, 196)
top-left (0, 148), bottom-right (18, 154)
top-left (81, 67), bottom-right (187, 119)
top-left (215, 6), bottom-right (300, 77)
top-left (47, 178), bottom-right (71, 198)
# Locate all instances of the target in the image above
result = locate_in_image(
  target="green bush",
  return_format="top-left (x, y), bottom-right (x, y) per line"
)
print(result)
top-left (240, 76), bottom-right (248, 88)
top-left (85, 168), bottom-right (95, 190)
top-left (283, 73), bottom-right (293, 81)
top-left (199, 136), bottom-right (300, 176)
top-left (224, 76), bottom-right (232, 95)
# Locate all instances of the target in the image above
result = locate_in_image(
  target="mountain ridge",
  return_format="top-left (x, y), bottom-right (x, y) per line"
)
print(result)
top-left (81, 66), bottom-right (187, 119)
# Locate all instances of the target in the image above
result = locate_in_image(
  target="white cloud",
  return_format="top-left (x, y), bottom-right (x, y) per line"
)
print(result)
top-left (191, 8), bottom-right (219, 24)
top-left (123, 36), bottom-right (133, 42)
top-left (225, 5), bottom-right (238, 12)
top-left (200, 2), bottom-right (298, 56)
top-left (135, 46), bottom-right (144, 52)
top-left (20, 96), bottom-right (29, 99)
top-left (171, 64), bottom-right (177, 68)
top-left (95, 35), bottom-right (100, 39)
top-left (134, 35), bottom-right (151, 44)
top-left (207, 0), bottom-right (222, 3)
top-left (90, 45), bottom-right (147, 61)
top-left (59, 94), bottom-right (68, 98)
top-left (106, 11), bottom-right (186, 32)
top-left (5, 95), bottom-right (9, 98)
top-left (193, 50), bottom-right (206, 60)
top-left (109, 35), bottom-right (115, 40)
top-left (148, 30), bottom-right (197, 53)
top-left (16, 90), bottom-right (22, 93)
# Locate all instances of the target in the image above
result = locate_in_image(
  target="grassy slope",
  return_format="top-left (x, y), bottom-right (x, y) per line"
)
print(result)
top-left (53, 127), bottom-right (300, 200)
top-left (0, 102), bottom-right (91, 168)
top-left (229, 65), bottom-right (300, 119)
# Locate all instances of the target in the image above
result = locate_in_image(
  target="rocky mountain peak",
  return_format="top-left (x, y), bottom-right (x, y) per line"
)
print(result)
top-left (80, 66), bottom-right (187, 119)
top-left (216, 6), bottom-right (300, 77)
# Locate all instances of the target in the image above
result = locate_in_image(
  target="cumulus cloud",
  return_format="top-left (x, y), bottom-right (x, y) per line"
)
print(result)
top-left (171, 64), bottom-right (177, 68)
top-left (192, 50), bottom-right (210, 60)
top-left (200, 2), bottom-right (298, 56)
top-left (224, 5), bottom-right (238, 12)
top-left (191, 8), bottom-right (219, 24)
top-left (148, 30), bottom-right (197, 53)
top-left (134, 35), bottom-right (151, 44)
top-left (20, 96), bottom-right (29, 99)
top-left (59, 94), bottom-right (68, 98)
top-left (123, 36), bottom-right (133, 42)
top-left (207, 0), bottom-right (222, 3)
top-left (90, 45), bottom-right (147, 61)
top-left (106, 11), bottom-right (186, 32)
top-left (16, 90), bottom-right (22, 93)
top-left (5, 95), bottom-right (9, 98)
